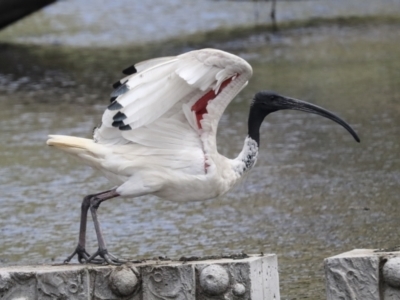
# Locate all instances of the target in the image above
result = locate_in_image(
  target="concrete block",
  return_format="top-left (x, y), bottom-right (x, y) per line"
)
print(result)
top-left (0, 254), bottom-right (279, 300)
top-left (142, 263), bottom-right (195, 300)
top-left (0, 264), bottom-right (89, 299)
top-left (89, 264), bottom-right (141, 300)
top-left (325, 249), bottom-right (400, 300)
top-left (194, 254), bottom-right (280, 300)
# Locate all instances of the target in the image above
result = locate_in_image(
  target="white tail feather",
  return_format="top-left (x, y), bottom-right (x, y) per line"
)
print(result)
top-left (47, 135), bottom-right (109, 167)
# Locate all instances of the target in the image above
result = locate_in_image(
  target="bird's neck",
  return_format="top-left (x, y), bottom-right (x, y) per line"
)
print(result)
top-left (231, 104), bottom-right (268, 175)
top-left (232, 136), bottom-right (259, 176)
top-left (247, 104), bottom-right (269, 146)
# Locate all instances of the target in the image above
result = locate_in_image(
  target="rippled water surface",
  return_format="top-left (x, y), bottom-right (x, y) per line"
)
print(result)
top-left (1, 24), bottom-right (400, 299)
top-left (1, 0), bottom-right (398, 46)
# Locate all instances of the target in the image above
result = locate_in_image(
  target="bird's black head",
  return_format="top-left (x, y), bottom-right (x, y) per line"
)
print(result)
top-left (251, 91), bottom-right (294, 113)
top-left (248, 90), bottom-right (360, 146)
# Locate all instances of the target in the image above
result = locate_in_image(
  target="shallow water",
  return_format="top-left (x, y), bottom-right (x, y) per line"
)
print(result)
top-left (1, 24), bottom-right (400, 299)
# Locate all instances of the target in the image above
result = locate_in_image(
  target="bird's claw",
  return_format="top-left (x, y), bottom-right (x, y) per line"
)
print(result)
top-left (64, 244), bottom-right (90, 264)
top-left (88, 248), bottom-right (126, 265)
top-left (64, 245), bottom-right (116, 264)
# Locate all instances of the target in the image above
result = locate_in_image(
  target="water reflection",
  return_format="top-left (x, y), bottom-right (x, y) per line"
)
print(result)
top-left (0, 24), bottom-right (400, 299)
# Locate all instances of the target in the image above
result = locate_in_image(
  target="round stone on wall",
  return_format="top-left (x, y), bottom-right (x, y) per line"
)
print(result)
top-left (109, 266), bottom-right (139, 297)
top-left (383, 257), bottom-right (400, 288)
top-left (199, 264), bottom-right (230, 296)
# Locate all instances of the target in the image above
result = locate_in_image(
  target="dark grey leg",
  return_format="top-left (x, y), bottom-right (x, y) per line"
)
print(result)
top-left (87, 191), bottom-right (126, 265)
top-left (64, 188), bottom-right (120, 264)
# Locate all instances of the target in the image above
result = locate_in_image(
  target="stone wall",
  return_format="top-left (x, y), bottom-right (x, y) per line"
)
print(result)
top-left (325, 249), bottom-right (400, 300)
top-left (0, 254), bottom-right (279, 299)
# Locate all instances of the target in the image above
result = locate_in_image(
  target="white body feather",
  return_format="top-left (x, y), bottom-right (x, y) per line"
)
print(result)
top-left (47, 49), bottom-right (255, 202)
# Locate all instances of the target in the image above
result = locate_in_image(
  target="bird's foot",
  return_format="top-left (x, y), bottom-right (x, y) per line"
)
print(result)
top-left (87, 248), bottom-right (126, 265)
top-left (64, 244), bottom-right (104, 264)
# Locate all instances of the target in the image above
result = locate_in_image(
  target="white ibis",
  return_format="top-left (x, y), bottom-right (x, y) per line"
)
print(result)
top-left (47, 48), bottom-right (360, 264)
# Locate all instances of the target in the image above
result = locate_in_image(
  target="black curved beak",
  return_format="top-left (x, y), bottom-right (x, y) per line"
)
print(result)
top-left (277, 96), bottom-right (360, 143)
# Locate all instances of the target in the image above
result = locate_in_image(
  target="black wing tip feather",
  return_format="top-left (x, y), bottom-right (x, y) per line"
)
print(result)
top-left (112, 80), bottom-right (122, 89)
top-left (111, 121), bottom-right (132, 131)
top-left (119, 124), bottom-right (132, 131)
top-left (108, 101), bottom-right (123, 111)
top-left (112, 120), bottom-right (124, 127)
top-left (113, 111), bottom-right (127, 121)
top-left (110, 111), bottom-right (130, 130)
top-left (111, 82), bottom-right (129, 98)
top-left (122, 65), bottom-right (137, 75)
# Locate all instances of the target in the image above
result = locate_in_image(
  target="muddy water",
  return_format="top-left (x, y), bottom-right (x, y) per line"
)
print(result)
top-left (1, 24), bottom-right (400, 299)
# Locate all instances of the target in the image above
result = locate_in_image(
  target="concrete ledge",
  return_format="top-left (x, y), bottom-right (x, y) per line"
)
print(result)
top-left (0, 254), bottom-right (279, 299)
top-left (324, 249), bottom-right (400, 300)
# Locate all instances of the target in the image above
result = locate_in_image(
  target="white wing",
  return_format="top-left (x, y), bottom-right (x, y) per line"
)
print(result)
top-left (94, 48), bottom-right (253, 174)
